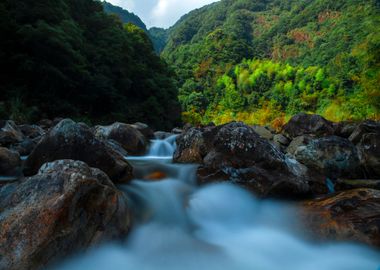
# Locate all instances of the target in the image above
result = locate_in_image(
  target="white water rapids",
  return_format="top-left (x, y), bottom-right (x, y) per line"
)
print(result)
top-left (56, 136), bottom-right (380, 270)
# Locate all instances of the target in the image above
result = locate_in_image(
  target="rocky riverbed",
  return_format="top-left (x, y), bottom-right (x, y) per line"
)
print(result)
top-left (0, 114), bottom-right (379, 269)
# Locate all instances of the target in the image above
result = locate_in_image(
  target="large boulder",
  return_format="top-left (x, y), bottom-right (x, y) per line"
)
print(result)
top-left (301, 188), bottom-right (380, 248)
top-left (131, 122), bottom-right (154, 140)
top-left (294, 136), bottom-right (362, 179)
top-left (0, 160), bottom-right (131, 270)
top-left (0, 147), bottom-right (21, 176)
top-left (24, 119), bottom-right (133, 183)
top-left (175, 122), bottom-right (326, 198)
top-left (0, 120), bottom-right (24, 146)
top-left (95, 122), bottom-right (147, 155)
top-left (282, 113), bottom-right (334, 138)
top-left (357, 133), bottom-right (380, 178)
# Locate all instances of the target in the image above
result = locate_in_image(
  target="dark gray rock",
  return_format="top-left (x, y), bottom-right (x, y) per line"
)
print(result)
top-left (0, 160), bottom-right (131, 270)
top-left (282, 113), bottom-right (334, 138)
top-left (24, 119), bottom-right (133, 183)
top-left (294, 136), bottom-right (362, 179)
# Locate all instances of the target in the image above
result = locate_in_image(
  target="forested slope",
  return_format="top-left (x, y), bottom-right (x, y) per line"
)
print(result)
top-left (162, 0), bottom-right (380, 125)
top-left (0, 0), bottom-right (180, 129)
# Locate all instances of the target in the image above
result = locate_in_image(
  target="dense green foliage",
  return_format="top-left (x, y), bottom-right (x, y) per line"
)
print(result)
top-left (102, 1), bottom-right (147, 31)
top-left (0, 0), bottom-right (180, 129)
top-left (162, 0), bottom-right (380, 126)
top-left (148, 27), bottom-right (169, 53)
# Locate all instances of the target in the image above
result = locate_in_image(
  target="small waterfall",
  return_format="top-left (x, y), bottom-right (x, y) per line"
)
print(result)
top-left (148, 134), bottom-right (177, 157)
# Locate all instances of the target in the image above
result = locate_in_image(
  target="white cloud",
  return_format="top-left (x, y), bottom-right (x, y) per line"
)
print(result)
top-left (107, 0), bottom-right (219, 28)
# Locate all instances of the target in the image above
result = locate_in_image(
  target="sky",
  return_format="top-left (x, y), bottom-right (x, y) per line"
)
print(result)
top-left (107, 0), bottom-right (219, 28)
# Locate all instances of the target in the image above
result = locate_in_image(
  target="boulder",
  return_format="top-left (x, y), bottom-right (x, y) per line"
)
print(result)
top-left (131, 122), bottom-right (154, 140)
top-left (175, 122), bottom-right (326, 198)
top-left (357, 133), bottom-right (380, 178)
top-left (0, 120), bottom-right (24, 146)
top-left (294, 136), bottom-right (362, 179)
top-left (173, 124), bottom-right (220, 164)
top-left (282, 113), bottom-right (334, 138)
top-left (301, 188), bottom-right (380, 248)
top-left (0, 160), bottom-right (131, 270)
top-left (24, 119), bottom-right (133, 183)
top-left (0, 147), bottom-right (21, 176)
top-left (95, 122), bottom-right (147, 155)
top-left (349, 120), bottom-right (380, 144)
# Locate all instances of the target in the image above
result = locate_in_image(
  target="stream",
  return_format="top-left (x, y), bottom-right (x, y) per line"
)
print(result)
top-left (57, 135), bottom-right (380, 270)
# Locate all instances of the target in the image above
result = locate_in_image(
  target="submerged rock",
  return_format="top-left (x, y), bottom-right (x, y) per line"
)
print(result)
top-left (294, 136), bottom-right (362, 179)
top-left (175, 122), bottom-right (325, 198)
top-left (24, 119), bottom-right (133, 183)
top-left (0, 147), bottom-right (21, 176)
top-left (95, 122), bottom-right (147, 155)
top-left (0, 160), bottom-right (131, 270)
top-left (282, 113), bottom-right (334, 138)
top-left (301, 188), bottom-right (380, 248)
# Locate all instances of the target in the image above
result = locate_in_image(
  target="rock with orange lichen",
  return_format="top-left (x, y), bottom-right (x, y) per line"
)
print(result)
top-left (301, 188), bottom-right (380, 248)
top-left (0, 160), bottom-right (131, 270)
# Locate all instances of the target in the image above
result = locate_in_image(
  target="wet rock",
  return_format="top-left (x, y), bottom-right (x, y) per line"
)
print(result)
top-left (286, 135), bottom-right (312, 156)
top-left (0, 120), bottom-right (24, 146)
top-left (131, 122), bottom-right (154, 140)
top-left (294, 136), bottom-right (362, 179)
top-left (349, 120), bottom-right (380, 144)
top-left (0, 160), bottom-right (131, 270)
top-left (0, 147), bottom-right (21, 176)
top-left (301, 188), bottom-right (380, 248)
top-left (24, 119), bottom-right (133, 183)
top-left (357, 133), bottom-right (380, 178)
top-left (282, 113), bottom-right (334, 138)
top-left (175, 122), bottom-right (326, 198)
top-left (95, 122), bottom-right (147, 155)
top-left (10, 138), bottom-right (37, 156)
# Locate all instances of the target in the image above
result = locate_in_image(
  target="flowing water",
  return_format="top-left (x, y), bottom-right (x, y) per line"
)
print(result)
top-left (56, 136), bottom-right (380, 270)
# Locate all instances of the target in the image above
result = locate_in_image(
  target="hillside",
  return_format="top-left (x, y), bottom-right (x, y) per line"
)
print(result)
top-left (102, 1), bottom-right (147, 31)
top-left (0, 0), bottom-right (180, 129)
top-left (161, 0), bottom-right (380, 125)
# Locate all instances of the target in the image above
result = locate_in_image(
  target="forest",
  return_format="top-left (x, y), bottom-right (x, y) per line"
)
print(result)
top-left (0, 0), bottom-right (180, 129)
top-left (161, 0), bottom-right (380, 126)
